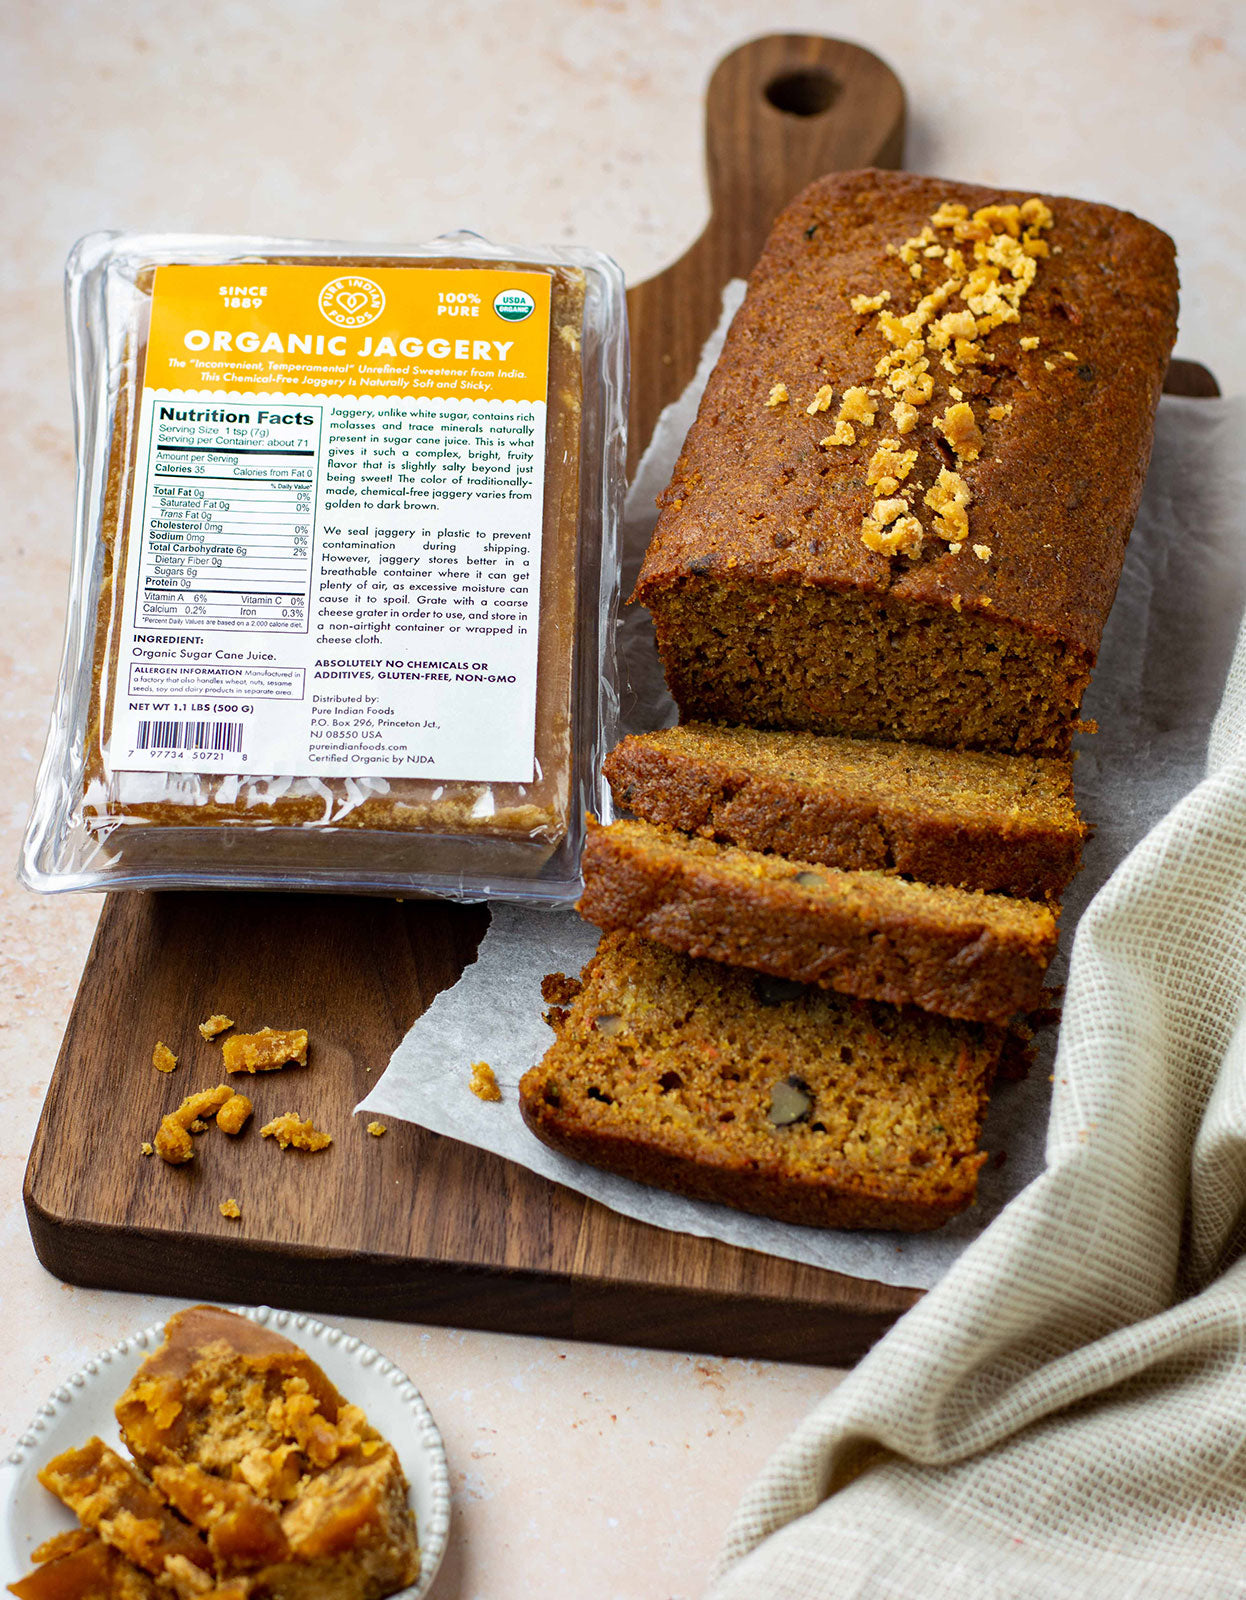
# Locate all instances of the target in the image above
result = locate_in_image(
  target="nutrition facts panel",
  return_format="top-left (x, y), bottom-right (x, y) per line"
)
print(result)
top-left (130, 401), bottom-right (322, 634)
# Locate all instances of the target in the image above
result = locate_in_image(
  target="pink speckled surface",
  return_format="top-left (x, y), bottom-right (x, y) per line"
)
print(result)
top-left (1, 3), bottom-right (1241, 1595)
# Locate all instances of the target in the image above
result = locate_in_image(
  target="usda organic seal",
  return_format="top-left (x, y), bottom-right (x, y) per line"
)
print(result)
top-left (493, 288), bottom-right (536, 323)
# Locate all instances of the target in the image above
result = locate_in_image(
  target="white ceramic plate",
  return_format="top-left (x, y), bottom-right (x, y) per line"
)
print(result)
top-left (0, 1305), bottom-right (449, 1597)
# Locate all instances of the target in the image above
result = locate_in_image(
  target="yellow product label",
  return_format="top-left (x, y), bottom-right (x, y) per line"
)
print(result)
top-left (144, 263), bottom-right (550, 404)
top-left (109, 261), bottom-right (559, 784)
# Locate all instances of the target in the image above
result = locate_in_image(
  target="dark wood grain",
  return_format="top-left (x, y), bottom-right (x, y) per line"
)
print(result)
top-left (24, 35), bottom-right (1216, 1367)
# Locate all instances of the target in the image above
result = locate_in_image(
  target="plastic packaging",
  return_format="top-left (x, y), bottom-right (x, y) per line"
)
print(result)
top-left (22, 230), bottom-right (628, 903)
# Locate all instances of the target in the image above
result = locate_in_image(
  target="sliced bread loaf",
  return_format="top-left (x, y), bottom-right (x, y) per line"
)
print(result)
top-left (604, 723), bottom-right (1085, 899)
top-left (521, 931), bottom-right (1003, 1231)
top-left (579, 818), bottom-right (1057, 1025)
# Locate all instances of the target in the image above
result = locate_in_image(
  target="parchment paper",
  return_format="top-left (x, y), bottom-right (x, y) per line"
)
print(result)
top-left (359, 285), bottom-right (1246, 1289)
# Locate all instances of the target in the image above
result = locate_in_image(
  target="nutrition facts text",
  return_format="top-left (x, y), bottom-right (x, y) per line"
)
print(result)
top-left (131, 405), bottom-right (323, 633)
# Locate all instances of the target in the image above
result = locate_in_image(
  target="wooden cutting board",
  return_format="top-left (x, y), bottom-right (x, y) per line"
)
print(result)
top-left (23, 35), bottom-right (1215, 1368)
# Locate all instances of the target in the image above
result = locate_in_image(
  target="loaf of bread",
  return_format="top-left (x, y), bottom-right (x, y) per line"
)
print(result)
top-left (604, 723), bottom-right (1085, 899)
top-left (634, 170), bottom-right (1178, 756)
top-left (521, 931), bottom-right (1004, 1230)
top-left (579, 818), bottom-right (1057, 1025)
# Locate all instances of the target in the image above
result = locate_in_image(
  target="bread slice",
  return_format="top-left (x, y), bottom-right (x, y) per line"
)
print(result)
top-left (604, 723), bottom-right (1085, 899)
top-left (579, 818), bottom-right (1057, 1025)
top-left (520, 931), bottom-right (1003, 1230)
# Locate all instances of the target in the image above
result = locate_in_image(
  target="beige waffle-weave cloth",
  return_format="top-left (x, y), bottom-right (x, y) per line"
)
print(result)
top-left (708, 510), bottom-right (1246, 1600)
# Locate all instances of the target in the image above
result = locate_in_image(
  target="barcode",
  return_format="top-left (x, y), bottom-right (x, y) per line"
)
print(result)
top-left (136, 719), bottom-right (244, 754)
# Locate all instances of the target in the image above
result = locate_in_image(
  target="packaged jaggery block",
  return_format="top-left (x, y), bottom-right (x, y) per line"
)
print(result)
top-left (24, 232), bottom-right (627, 901)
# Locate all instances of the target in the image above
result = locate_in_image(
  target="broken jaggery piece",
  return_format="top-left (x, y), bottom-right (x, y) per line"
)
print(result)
top-left (26, 1306), bottom-right (420, 1598)
top-left (366, 1121), bottom-right (387, 1137)
top-left (30, 1530), bottom-right (97, 1565)
top-left (261, 1112), bottom-right (332, 1151)
top-left (116, 1306), bottom-right (352, 1483)
top-left (219, 1199), bottom-right (241, 1220)
top-left (198, 1014), bottom-right (234, 1041)
top-left (154, 1085), bottom-right (232, 1165)
top-left (222, 1026), bottom-right (308, 1074)
top-left (150, 1461), bottom-right (289, 1566)
top-left (469, 1061), bottom-right (502, 1102)
top-left (8, 1533), bottom-right (161, 1599)
top-left (114, 1306), bottom-right (420, 1593)
top-left (151, 1041), bottom-right (177, 1074)
top-left (277, 1442), bottom-right (416, 1565)
top-left (215, 1093), bottom-right (253, 1136)
top-left (37, 1437), bottom-right (212, 1582)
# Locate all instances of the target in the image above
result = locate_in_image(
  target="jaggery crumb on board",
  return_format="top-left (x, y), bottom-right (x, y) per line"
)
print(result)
top-left (155, 1085), bottom-right (231, 1165)
top-left (152, 1041), bottom-right (177, 1074)
top-left (215, 1092), bottom-right (253, 1135)
top-left (222, 1026), bottom-right (308, 1074)
top-left (198, 1013), bottom-right (234, 1040)
top-left (765, 382), bottom-right (788, 407)
top-left (367, 1121), bottom-right (388, 1137)
top-left (219, 1198), bottom-right (241, 1220)
top-left (469, 1061), bottom-right (503, 1102)
top-left (260, 1112), bottom-right (332, 1151)
top-left (141, 1141), bottom-right (154, 1157)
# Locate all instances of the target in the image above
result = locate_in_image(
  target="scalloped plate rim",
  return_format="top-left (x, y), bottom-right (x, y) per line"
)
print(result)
top-left (0, 1304), bottom-right (448, 1599)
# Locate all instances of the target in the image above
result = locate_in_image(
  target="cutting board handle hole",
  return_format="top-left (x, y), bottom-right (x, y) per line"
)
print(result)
top-left (764, 69), bottom-right (839, 117)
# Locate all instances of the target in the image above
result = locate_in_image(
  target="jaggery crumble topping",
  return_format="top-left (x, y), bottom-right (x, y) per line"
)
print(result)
top-left (843, 195), bottom-right (1056, 560)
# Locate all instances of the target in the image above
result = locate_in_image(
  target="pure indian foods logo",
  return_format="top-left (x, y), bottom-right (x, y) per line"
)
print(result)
top-left (317, 274), bottom-right (386, 328)
top-left (493, 287), bottom-right (536, 323)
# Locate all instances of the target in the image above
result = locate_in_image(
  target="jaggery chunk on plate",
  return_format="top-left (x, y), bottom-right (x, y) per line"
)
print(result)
top-left (3, 1307), bottom-right (447, 1600)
